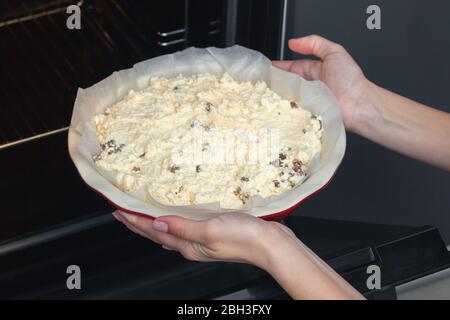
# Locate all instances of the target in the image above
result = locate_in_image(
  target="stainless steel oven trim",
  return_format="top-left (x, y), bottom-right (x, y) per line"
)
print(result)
top-left (0, 211), bottom-right (113, 257)
top-left (0, 127), bottom-right (69, 151)
top-left (157, 28), bottom-right (186, 37)
top-left (157, 38), bottom-right (186, 47)
top-left (225, 0), bottom-right (237, 46)
top-left (279, 0), bottom-right (288, 60)
top-left (0, 0), bottom-right (85, 28)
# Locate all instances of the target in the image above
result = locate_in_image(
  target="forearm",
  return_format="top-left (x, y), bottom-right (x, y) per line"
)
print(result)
top-left (352, 80), bottom-right (450, 172)
top-left (259, 236), bottom-right (365, 300)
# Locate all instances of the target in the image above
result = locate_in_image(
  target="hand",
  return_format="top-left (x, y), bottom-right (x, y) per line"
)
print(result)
top-left (273, 35), bottom-right (368, 132)
top-left (112, 211), bottom-right (296, 269)
top-left (113, 210), bottom-right (364, 299)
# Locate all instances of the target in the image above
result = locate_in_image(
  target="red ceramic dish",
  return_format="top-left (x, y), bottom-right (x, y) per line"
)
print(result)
top-left (68, 46), bottom-right (346, 221)
top-left (82, 172), bottom-right (334, 221)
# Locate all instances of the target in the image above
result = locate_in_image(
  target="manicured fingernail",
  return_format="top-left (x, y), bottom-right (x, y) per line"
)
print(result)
top-left (162, 245), bottom-right (173, 251)
top-left (112, 211), bottom-right (123, 222)
top-left (153, 220), bottom-right (168, 232)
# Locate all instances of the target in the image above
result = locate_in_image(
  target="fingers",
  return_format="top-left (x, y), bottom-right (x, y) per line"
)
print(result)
top-left (272, 35), bottom-right (344, 81)
top-left (272, 60), bottom-right (294, 71)
top-left (114, 211), bottom-right (208, 260)
top-left (113, 211), bottom-right (182, 249)
top-left (272, 59), bottom-right (322, 81)
top-left (288, 34), bottom-right (343, 60)
top-left (155, 215), bottom-right (209, 243)
top-left (114, 211), bottom-right (207, 244)
top-left (112, 211), bottom-right (158, 242)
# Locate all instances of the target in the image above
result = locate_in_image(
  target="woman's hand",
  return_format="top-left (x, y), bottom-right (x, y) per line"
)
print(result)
top-left (113, 211), bottom-right (365, 300)
top-left (274, 35), bottom-right (450, 171)
top-left (112, 210), bottom-right (294, 269)
top-left (273, 34), bottom-right (368, 132)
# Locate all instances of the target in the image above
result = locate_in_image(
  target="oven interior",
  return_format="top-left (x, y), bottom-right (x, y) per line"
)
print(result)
top-left (0, 0), bottom-right (226, 148)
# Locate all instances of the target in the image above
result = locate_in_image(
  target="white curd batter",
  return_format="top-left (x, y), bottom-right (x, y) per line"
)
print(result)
top-left (93, 73), bottom-right (323, 209)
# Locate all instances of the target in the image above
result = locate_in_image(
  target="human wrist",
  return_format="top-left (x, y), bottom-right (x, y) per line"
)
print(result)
top-left (348, 79), bottom-right (385, 137)
top-left (251, 225), bottom-right (302, 273)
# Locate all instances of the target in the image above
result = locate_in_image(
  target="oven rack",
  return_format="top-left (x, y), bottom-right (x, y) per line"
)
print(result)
top-left (0, 0), bottom-right (186, 149)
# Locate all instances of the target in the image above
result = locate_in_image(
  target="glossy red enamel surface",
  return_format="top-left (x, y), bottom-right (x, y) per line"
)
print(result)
top-left (84, 174), bottom-right (334, 221)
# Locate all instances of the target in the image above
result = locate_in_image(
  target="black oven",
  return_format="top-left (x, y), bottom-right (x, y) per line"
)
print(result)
top-left (1, 0), bottom-right (449, 300)
top-left (0, 0), bottom-right (285, 149)
top-left (0, 0), bottom-right (286, 236)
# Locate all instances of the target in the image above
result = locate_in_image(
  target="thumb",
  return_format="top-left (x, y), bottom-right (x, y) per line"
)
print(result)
top-left (288, 34), bottom-right (343, 60)
top-left (155, 215), bottom-right (207, 243)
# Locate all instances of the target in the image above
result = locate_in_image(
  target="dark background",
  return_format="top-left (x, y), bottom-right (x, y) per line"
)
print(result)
top-left (283, 0), bottom-right (450, 242)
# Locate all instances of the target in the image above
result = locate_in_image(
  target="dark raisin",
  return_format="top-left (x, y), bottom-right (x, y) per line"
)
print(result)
top-left (302, 129), bottom-right (307, 134)
top-left (174, 185), bottom-right (183, 195)
top-left (289, 181), bottom-right (296, 188)
top-left (290, 101), bottom-right (299, 109)
top-left (139, 152), bottom-right (146, 158)
top-left (190, 119), bottom-right (201, 128)
top-left (196, 165), bottom-right (201, 173)
top-left (292, 159), bottom-right (303, 173)
top-left (239, 192), bottom-right (250, 204)
top-left (173, 86), bottom-right (178, 90)
top-left (103, 140), bottom-right (125, 154)
top-left (233, 187), bottom-right (241, 196)
top-left (205, 102), bottom-right (213, 112)
top-left (279, 153), bottom-right (287, 160)
top-left (169, 164), bottom-right (180, 173)
top-left (132, 166), bottom-right (141, 173)
top-left (273, 180), bottom-right (280, 188)
top-left (280, 171), bottom-right (285, 176)
top-left (106, 140), bottom-right (116, 147)
top-left (311, 114), bottom-right (318, 119)
top-left (240, 177), bottom-right (249, 182)
top-left (292, 159), bottom-right (302, 167)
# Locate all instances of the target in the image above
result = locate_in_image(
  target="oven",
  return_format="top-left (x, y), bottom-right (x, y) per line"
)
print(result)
top-left (1, 0), bottom-right (450, 300)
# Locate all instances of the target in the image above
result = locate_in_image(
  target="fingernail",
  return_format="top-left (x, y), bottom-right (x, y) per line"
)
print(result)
top-left (162, 245), bottom-right (173, 251)
top-left (153, 220), bottom-right (168, 233)
top-left (112, 211), bottom-right (123, 222)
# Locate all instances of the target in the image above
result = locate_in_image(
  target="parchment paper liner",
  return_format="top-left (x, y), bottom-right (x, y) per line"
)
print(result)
top-left (68, 45), bottom-right (346, 220)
